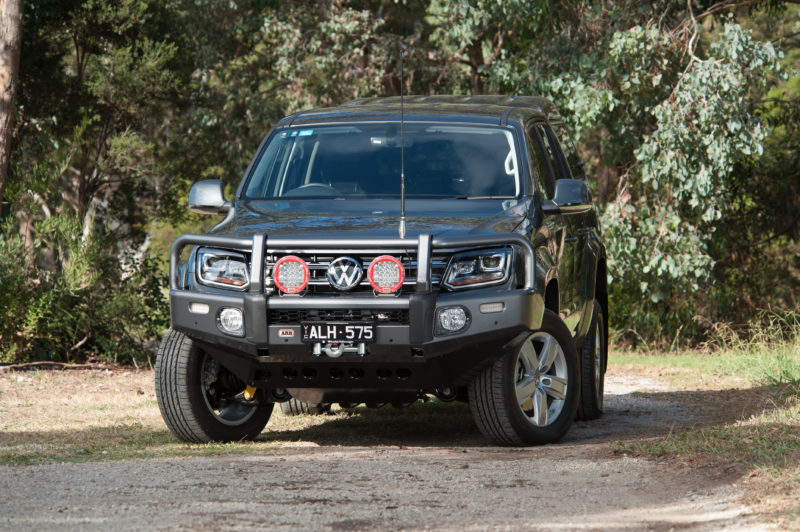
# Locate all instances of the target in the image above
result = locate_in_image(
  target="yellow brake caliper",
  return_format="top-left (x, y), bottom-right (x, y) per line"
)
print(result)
top-left (243, 385), bottom-right (257, 401)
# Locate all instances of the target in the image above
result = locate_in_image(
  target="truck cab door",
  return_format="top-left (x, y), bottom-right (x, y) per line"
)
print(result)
top-left (530, 122), bottom-right (585, 335)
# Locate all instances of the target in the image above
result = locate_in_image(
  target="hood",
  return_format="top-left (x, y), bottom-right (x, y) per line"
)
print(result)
top-left (212, 198), bottom-right (532, 239)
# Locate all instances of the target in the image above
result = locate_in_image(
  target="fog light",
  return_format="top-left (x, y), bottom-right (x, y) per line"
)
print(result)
top-left (436, 306), bottom-right (470, 335)
top-left (218, 308), bottom-right (244, 336)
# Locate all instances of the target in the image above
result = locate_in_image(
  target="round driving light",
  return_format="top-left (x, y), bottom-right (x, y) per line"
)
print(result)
top-left (436, 306), bottom-right (470, 334)
top-left (218, 308), bottom-right (244, 336)
top-left (367, 255), bottom-right (404, 294)
top-left (273, 255), bottom-right (309, 294)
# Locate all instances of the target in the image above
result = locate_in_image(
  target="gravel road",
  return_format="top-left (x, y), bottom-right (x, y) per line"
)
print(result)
top-left (0, 373), bottom-right (767, 531)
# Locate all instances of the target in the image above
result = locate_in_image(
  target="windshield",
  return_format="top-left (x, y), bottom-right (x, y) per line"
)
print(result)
top-left (242, 123), bottom-right (521, 199)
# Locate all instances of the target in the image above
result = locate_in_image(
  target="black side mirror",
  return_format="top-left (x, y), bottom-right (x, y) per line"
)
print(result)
top-left (188, 180), bottom-right (231, 215)
top-left (541, 179), bottom-right (592, 215)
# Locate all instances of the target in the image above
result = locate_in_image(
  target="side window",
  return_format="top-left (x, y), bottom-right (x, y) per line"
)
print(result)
top-left (525, 125), bottom-right (553, 198)
top-left (552, 123), bottom-right (586, 180)
top-left (527, 123), bottom-right (565, 196)
top-left (536, 124), bottom-right (571, 181)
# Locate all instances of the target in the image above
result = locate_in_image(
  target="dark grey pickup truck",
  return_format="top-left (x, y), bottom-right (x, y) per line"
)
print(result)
top-left (155, 96), bottom-right (608, 446)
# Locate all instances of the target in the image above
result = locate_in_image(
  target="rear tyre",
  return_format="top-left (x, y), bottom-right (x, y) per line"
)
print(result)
top-left (469, 309), bottom-right (580, 446)
top-left (576, 301), bottom-right (606, 421)
top-left (279, 399), bottom-right (331, 416)
top-left (155, 328), bottom-right (273, 443)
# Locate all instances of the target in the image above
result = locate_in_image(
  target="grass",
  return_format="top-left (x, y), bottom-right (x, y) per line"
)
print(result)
top-left (0, 368), bottom-right (479, 466)
top-left (611, 315), bottom-right (800, 526)
top-left (613, 314), bottom-right (800, 389)
top-left (614, 345), bottom-right (800, 389)
top-left (0, 424), bottom-right (284, 466)
top-left (615, 388), bottom-right (800, 465)
top-left (0, 369), bottom-right (281, 465)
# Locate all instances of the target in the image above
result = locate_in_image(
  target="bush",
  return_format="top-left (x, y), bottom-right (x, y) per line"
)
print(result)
top-left (0, 217), bottom-right (169, 366)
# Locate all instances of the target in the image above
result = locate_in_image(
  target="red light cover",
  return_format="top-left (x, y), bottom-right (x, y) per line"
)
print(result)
top-left (272, 255), bottom-right (309, 294)
top-left (367, 255), bottom-right (405, 294)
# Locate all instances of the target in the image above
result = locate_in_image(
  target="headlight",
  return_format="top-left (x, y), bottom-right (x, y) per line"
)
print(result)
top-left (197, 248), bottom-right (250, 290)
top-left (442, 247), bottom-right (512, 290)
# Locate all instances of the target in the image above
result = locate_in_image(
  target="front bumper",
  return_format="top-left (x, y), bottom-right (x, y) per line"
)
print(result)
top-left (169, 233), bottom-right (544, 389)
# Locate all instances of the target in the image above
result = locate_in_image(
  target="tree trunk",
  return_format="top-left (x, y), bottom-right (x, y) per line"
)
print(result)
top-left (467, 41), bottom-right (485, 95)
top-left (0, 0), bottom-right (24, 208)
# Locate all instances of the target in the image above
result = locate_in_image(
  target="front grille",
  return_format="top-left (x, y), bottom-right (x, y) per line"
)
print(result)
top-left (268, 309), bottom-right (410, 325)
top-left (264, 251), bottom-right (448, 294)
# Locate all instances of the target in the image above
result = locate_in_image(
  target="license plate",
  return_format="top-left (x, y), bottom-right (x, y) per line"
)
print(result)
top-left (301, 322), bottom-right (375, 343)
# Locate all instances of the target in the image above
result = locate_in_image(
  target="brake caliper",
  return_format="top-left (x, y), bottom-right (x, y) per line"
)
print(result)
top-left (243, 385), bottom-right (257, 401)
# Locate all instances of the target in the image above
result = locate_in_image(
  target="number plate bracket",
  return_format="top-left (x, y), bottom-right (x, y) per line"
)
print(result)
top-left (301, 322), bottom-right (375, 343)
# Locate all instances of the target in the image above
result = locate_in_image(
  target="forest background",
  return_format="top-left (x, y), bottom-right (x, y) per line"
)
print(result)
top-left (0, 0), bottom-right (798, 365)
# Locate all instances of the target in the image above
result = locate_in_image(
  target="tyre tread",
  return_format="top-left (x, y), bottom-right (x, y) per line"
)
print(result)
top-left (280, 399), bottom-right (330, 416)
top-left (576, 301), bottom-right (605, 421)
top-left (469, 351), bottom-right (522, 446)
top-left (155, 329), bottom-right (209, 443)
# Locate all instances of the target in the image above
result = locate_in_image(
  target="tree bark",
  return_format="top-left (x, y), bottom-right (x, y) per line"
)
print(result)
top-left (0, 0), bottom-right (24, 208)
top-left (466, 41), bottom-right (485, 95)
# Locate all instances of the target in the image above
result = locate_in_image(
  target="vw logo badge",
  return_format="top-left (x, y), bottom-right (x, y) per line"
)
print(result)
top-left (327, 256), bottom-right (363, 291)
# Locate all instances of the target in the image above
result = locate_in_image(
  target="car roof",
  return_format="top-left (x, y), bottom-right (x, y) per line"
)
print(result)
top-left (280, 95), bottom-right (561, 128)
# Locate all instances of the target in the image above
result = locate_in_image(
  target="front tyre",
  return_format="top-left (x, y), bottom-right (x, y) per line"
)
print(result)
top-left (155, 329), bottom-right (273, 443)
top-left (469, 309), bottom-right (580, 446)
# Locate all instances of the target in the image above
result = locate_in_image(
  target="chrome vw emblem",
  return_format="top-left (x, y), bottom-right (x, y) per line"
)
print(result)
top-left (327, 256), bottom-right (363, 291)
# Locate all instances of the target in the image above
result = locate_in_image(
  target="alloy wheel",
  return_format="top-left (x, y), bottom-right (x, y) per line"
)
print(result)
top-left (514, 332), bottom-right (569, 427)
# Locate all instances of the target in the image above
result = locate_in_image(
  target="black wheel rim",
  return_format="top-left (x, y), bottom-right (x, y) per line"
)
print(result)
top-left (200, 353), bottom-right (257, 426)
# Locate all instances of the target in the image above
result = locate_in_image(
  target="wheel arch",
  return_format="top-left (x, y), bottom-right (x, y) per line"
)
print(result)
top-left (544, 279), bottom-right (559, 314)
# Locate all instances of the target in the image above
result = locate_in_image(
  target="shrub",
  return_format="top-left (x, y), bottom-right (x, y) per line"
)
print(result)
top-left (0, 217), bottom-right (168, 366)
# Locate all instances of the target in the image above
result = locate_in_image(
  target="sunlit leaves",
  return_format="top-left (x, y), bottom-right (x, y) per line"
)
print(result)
top-left (602, 21), bottom-right (782, 337)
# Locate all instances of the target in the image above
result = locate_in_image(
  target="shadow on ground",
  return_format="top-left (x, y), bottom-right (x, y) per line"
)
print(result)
top-left (1, 383), bottom-right (796, 465)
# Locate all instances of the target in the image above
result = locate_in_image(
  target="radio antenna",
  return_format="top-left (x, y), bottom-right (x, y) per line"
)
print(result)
top-left (398, 43), bottom-right (407, 239)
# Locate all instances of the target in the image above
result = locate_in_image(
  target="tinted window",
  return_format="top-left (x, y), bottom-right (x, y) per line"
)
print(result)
top-left (536, 124), bottom-right (571, 181)
top-left (528, 124), bottom-right (560, 197)
top-left (552, 124), bottom-right (585, 180)
top-left (524, 127), bottom-right (550, 198)
top-left (243, 124), bottom-right (521, 199)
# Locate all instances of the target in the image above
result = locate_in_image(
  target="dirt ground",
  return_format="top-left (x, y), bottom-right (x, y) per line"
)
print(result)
top-left (0, 367), bottom-right (776, 531)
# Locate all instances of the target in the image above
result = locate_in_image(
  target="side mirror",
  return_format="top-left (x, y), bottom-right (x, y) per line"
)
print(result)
top-left (541, 179), bottom-right (592, 215)
top-left (188, 180), bottom-right (231, 215)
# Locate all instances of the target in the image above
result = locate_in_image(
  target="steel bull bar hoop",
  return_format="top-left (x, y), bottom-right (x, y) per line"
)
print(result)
top-left (170, 232), bottom-right (535, 293)
top-left (169, 234), bottom-right (259, 291)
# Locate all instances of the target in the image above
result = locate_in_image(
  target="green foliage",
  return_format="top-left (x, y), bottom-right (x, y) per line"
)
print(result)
top-left (4, 0), bottom-right (799, 362)
top-left (2, 0), bottom-right (180, 363)
top-left (602, 22), bottom-right (783, 339)
top-left (0, 215), bottom-right (168, 365)
top-left (444, 0), bottom-right (798, 344)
